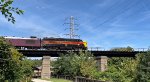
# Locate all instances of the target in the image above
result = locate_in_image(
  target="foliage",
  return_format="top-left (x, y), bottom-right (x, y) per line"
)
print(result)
top-left (132, 51), bottom-right (150, 82)
top-left (52, 51), bottom-right (99, 79)
top-left (98, 46), bottom-right (137, 82)
top-left (52, 47), bottom-right (150, 82)
top-left (98, 47), bottom-right (150, 82)
top-left (80, 55), bottom-right (99, 79)
top-left (30, 59), bottom-right (42, 67)
top-left (98, 65), bottom-right (124, 82)
top-left (110, 46), bottom-right (133, 51)
top-left (0, 37), bottom-right (33, 82)
top-left (0, 0), bottom-right (24, 23)
top-left (100, 57), bottom-right (137, 82)
top-left (21, 58), bottom-right (34, 82)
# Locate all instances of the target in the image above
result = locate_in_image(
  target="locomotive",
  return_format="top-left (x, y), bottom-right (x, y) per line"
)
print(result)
top-left (4, 36), bottom-right (87, 50)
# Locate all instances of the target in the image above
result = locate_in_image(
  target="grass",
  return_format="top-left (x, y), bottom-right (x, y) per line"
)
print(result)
top-left (42, 78), bottom-right (72, 82)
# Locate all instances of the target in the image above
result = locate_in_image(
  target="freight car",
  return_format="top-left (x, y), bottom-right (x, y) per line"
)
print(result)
top-left (5, 36), bottom-right (41, 50)
top-left (4, 36), bottom-right (87, 50)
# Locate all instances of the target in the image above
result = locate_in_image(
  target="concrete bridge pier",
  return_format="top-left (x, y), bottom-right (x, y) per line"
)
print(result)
top-left (96, 56), bottom-right (108, 72)
top-left (41, 56), bottom-right (51, 79)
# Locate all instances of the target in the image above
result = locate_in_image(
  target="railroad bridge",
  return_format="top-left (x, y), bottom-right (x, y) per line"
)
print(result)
top-left (19, 49), bottom-right (143, 57)
top-left (18, 48), bottom-right (147, 79)
top-left (3, 36), bottom-right (148, 79)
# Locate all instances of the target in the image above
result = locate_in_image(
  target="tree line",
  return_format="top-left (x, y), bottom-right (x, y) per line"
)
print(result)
top-left (0, 37), bottom-right (36, 82)
top-left (52, 47), bottom-right (150, 82)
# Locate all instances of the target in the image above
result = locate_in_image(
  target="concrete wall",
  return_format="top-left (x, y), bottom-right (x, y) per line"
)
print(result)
top-left (96, 56), bottom-right (108, 72)
top-left (41, 56), bottom-right (51, 79)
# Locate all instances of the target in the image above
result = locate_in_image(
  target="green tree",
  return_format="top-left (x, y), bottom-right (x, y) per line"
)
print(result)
top-left (31, 59), bottom-right (42, 67)
top-left (52, 51), bottom-right (99, 79)
top-left (133, 52), bottom-right (150, 82)
top-left (99, 46), bottom-right (137, 82)
top-left (110, 46), bottom-right (133, 52)
top-left (21, 58), bottom-right (34, 82)
top-left (98, 57), bottom-right (137, 82)
top-left (0, 37), bottom-right (33, 82)
top-left (79, 52), bottom-right (99, 79)
top-left (0, 0), bottom-right (23, 23)
top-left (106, 57), bottom-right (137, 82)
top-left (52, 52), bottom-right (82, 77)
top-left (0, 37), bottom-right (22, 81)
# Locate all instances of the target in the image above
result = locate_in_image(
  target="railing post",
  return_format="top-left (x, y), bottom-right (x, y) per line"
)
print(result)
top-left (75, 76), bottom-right (78, 82)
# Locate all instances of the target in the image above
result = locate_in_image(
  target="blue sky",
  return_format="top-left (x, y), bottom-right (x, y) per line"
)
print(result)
top-left (0, 0), bottom-right (150, 49)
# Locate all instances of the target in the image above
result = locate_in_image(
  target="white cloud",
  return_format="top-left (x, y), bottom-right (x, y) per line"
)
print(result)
top-left (1, 15), bottom-right (59, 37)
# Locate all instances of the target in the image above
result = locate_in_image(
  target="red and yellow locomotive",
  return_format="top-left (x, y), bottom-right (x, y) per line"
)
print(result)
top-left (42, 37), bottom-right (87, 50)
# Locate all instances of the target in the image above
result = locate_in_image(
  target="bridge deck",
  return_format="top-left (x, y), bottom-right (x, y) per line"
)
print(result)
top-left (18, 50), bottom-right (144, 57)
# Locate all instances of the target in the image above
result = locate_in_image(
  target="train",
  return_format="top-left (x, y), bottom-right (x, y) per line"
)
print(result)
top-left (4, 36), bottom-right (87, 50)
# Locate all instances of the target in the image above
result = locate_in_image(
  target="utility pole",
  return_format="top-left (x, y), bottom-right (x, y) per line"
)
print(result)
top-left (64, 16), bottom-right (79, 39)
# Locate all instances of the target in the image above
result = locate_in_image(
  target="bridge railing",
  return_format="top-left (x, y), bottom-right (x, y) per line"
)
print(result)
top-left (88, 47), bottom-right (107, 51)
top-left (88, 47), bottom-right (149, 52)
top-left (17, 47), bottom-right (149, 52)
top-left (133, 48), bottom-right (149, 52)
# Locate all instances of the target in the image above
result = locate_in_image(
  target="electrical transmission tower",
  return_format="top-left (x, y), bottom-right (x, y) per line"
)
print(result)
top-left (64, 16), bottom-right (79, 39)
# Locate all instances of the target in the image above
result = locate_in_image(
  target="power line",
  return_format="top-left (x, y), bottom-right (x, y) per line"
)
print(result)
top-left (94, 0), bottom-right (141, 28)
top-left (79, 0), bottom-right (139, 35)
top-left (81, 0), bottom-right (124, 27)
top-left (81, 0), bottom-right (140, 29)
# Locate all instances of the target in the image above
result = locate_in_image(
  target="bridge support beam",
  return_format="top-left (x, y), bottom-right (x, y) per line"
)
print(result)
top-left (41, 56), bottom-right (51, 79)
top-left (96, 56), bottom-right (108, 72)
